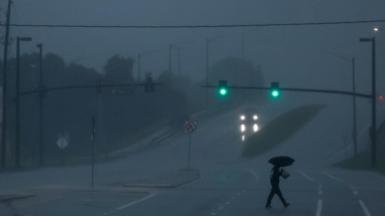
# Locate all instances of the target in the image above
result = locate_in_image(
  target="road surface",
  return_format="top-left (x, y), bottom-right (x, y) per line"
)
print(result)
top-left (0, 97), bottom-right (384, 216)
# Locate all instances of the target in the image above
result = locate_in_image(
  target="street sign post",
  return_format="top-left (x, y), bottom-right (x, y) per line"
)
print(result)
top-left (56, 133), bottom-right (69, 165)
top-left (184, 120), bottom-right (197, 169)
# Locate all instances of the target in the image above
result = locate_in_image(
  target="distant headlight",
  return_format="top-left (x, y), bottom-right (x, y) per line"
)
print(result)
top-left (253, 115), bottom-right (258, 120)
top-left (240, 124), bottom-right (246, 132)
top-left (253, 124), bottom-right (259, 132)
top-left (240, 115), bottom-right (246, 121)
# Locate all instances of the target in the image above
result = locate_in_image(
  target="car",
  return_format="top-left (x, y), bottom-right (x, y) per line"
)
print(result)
top-left (239, 107), bottom-right (261, 141)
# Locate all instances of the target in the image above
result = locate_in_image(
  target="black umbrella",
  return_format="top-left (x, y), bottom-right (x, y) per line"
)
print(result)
top-left (268, 156), bottom-right (295, 167)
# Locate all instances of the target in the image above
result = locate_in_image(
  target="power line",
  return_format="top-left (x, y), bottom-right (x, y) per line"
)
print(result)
top-left (1, 18), bottom-right (385, 29)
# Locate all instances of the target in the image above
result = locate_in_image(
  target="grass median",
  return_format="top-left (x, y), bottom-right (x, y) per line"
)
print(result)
top-left (242, 104), bottom-right (326, 158)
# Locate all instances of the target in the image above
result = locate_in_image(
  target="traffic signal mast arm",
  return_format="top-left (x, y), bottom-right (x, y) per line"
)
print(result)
top-left (20, 82), bottom-right (162, 96)
top-left (203, 84), bottom-right (371, 99)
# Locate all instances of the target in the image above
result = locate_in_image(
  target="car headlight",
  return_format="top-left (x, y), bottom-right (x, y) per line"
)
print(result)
top-left (240, 124), bottom-right (246, 132)
top-left (253, 124), bottom-right (259, 132)
top-left (240, 115), bottom-right (246, 121)
top-left (253, 115), bottom-right (258, 120)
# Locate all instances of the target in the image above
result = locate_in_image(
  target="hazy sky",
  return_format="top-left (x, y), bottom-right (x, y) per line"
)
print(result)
top-left (1, 0), bottom-right (385, 93)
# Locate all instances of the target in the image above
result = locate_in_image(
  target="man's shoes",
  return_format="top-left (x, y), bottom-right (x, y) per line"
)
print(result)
top-left (284, 203), bottom-right (290, 208)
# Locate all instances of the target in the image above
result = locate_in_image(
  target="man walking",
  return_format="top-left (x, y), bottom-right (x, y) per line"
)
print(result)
top-left (265, 165), bottom-right (290, 208)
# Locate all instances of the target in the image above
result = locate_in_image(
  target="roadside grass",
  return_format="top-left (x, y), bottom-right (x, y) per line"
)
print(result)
top-left (335, 120), bottom-right (385, 174)
top-left (242, 104), bottom-right (326, 158)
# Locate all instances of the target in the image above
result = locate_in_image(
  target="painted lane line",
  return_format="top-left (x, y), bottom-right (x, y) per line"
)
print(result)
top-left (358, 200), bottom-right (372, 216)
top-left (323, 172), bottom-right (344, 183)
top-left (297, 170), bottom-right (315, 182)
top-left (315, 199), bottom-right (323, 216)
top-left (104, 193), bottom-right (157, 215)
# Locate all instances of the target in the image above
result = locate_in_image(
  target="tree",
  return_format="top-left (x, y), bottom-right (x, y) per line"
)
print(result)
top-left (104, 55), bottom-right (134, 83)
top-left (210, 57), bottom-right (266, 104)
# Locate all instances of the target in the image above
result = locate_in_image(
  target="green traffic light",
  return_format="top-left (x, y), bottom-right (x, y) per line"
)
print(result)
top-left (271, 89), bottom-right (280, 98)
top-left (219, 87), bottom-right (228, 96)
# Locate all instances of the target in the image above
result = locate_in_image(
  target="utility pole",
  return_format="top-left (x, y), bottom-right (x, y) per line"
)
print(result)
top-left (359, 37), bottom-right (377, 168)
top-left (15, 36), bottom-right (32, 168)
top-left (90, 115), bottom-right (96, 189)
top-left (37, 43), bottom-right (45, 166)
top-left (351, 57), bottom-right (358, 158)
top-left (241, 32), bottom-right (245, 60)
top-left (137, 53), bottom-right (141, 82)
top-left (168, 44), bottom-right (173, 73)
top-left (1, 0), bottom-right (12, 168)
top-left (177, 47), bottom-right (182, 74)
top-left (205, 39), bottom-right (209, 108)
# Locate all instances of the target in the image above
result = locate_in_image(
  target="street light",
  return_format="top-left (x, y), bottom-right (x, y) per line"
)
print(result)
top-left (15, 36), bottom-right (32, 168)
top-left (36, 43), bottom-right (45, 166)
top-left (359, 37), bottom-right (377, 168)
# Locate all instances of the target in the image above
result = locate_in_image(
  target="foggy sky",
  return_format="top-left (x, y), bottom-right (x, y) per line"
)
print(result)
top-left (1, 0), bottom-right (385, 93)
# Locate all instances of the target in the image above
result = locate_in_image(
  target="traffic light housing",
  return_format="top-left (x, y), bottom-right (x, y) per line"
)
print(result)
top-left (217, 80), bottom-right (229, 97)
top-left (270, 82), bottom-right (281, 99)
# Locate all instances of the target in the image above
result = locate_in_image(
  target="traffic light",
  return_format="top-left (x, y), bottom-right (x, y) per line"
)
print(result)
top-left (217, 80), bottom-right (229, 97)
top-left (270, 82), bottom-right (281, 99)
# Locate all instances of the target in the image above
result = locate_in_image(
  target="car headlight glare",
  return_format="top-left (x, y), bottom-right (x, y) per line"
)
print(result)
top-left (253, 124), bottom-right (259, 132)
top-left (240, 124), bottom-right (246, 132)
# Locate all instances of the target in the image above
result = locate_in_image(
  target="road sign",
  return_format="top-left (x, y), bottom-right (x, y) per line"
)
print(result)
top-left (56, 133), bottom-right (70, 150)
top-left (184, 121), bottom-right (197, 134)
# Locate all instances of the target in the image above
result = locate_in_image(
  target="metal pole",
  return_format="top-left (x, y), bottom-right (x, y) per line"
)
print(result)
top-left (177, 47), bottom-right (181, 74)
top-left (187, 133), bottom-right (192, 169)
top-left (241, 32), bottom-right (245, 59)
top-left (137, 54), bottom-right (141, 82)
top-left (15, 37), bottom-right (21, 168)
top-left (91, 116), bottom-right (96, 188)
top-left (1, 0), bottom-right (13, 168)
top-left (37, 43), bottom-right (45, 166)
top-left (205, 39), bottom-right (209, 108)
top-left (168, 44), bottom-right (172, 73)
top-left (352, 57), bottom-right (358, 158)
top-left (371, 38), bottom-right (377, 168)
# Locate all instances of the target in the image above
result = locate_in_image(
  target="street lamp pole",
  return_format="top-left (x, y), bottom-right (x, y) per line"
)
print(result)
top-left (1, 0), bottom-right (13, 168)
top-left (359, 37), bottom-right (377, 168)
top-left (15, 36), bottom-right (32, 168)
top-left (351, 57), bottom-right (358, 158)
top-left (205, 39), bottom-right (210, 108)
top-left (37, 43), bottom-right (45, 166)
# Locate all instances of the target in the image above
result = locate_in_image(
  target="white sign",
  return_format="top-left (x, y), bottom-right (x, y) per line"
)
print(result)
top-left (56, 133), bottom-right (70, 150)
top-left (184, 121), bottom-right (198, 134)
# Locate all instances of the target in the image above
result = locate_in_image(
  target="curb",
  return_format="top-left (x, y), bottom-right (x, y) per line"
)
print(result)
top-left (0, 193), bottom-right (35, 203)
top-left (123, 169), bottom-right (200, 189)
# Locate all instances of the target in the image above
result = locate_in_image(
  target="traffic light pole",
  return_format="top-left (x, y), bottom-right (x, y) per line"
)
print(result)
top-left (1, 0), bottom-right (12, 168)
top-left (351, 58), bottom-right (358, 158)
top-left (203, 84), bottom-right (371, 99)
top-left (37, 43), bottom-right (45, 166)
top-left (371, 39), bottom-right (377, 168)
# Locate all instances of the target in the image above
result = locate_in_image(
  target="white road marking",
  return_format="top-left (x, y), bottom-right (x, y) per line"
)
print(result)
top-left (315, 199), bottom-right (323, 216)
top-left (358, 200), bottom-right (372, 216)
top-left (323, 172), bottom-right (344, 183)
top-left (210, 212), bottom-right (217, 215)
top-left (104, 193), bottom-right (156, 215)
top-left (247, 169), bottom-right (259, 183)
top-left (297, 170), bottom-right (315, 182)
